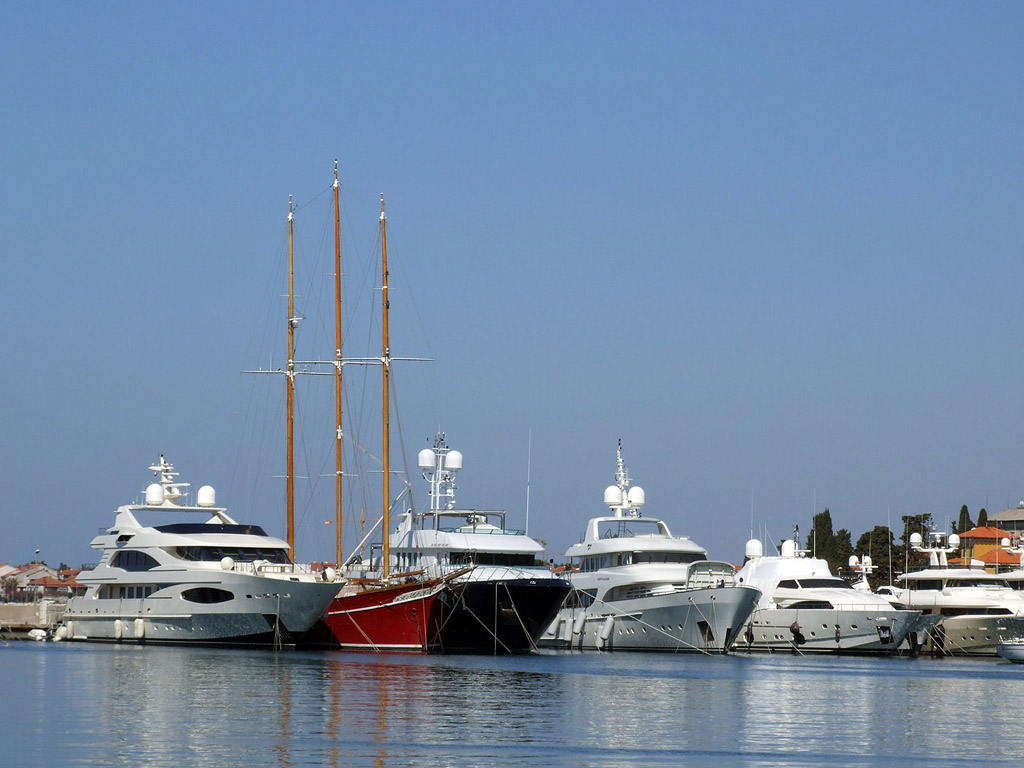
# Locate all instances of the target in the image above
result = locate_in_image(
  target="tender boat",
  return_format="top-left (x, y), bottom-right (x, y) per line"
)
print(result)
top-left (875, 530), bottom-right (1024, 655)
top-left (995, 617), bottom-right (1024, 663)
top-left (538, 442), bottom-right (760, 652)
top-left (61, 456), bottom-right (341, 646)
top-left (387, 434), bottom-right (571, 653)
top-left (734, 535), bottom-right (919, 653)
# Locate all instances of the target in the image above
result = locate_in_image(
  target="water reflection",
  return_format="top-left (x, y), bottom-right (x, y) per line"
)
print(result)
top-left (7, 644), bottom-right (1024, 767)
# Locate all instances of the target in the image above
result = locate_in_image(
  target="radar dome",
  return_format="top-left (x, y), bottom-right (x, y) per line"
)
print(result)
top-left (780, 540), bottom-right (797, 558)
top-left (220, 556), bottom-right (234, 571)
top-left (445, 450), bottom-right (463, 471)
top-left (417, 449), bottom-right (435, 470)
top-left (745, 539), bottom-right (763, 560)
top-left (862, 555), bottom-right (872, 568)
top-left (949, 534), bottom-right (960, 548)
top-left (197, 485), bottom-right (216, 507)
top-left (909, 532), bottom-right (923, 547)
top-left (145, 483), bottom-right (165, 506)
top-left (627, 486), bottom-right (645, 507)
top-left (1002, 537), bottom-right (1011, 548)
top-left (849, 555), bottom-right (859, 568)
top-left (604, 485), bottom-right (623, 507)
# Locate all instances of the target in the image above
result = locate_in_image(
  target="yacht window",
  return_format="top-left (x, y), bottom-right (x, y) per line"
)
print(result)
top-left (181, 587), bottom-right (234, 604)
top-left (174, 546), bottom-right (291, 564)
top-left (946, 578), bottom-right (1010, 589)
top-left (788, 600), bottom-right (834, 610)
top-left (797, 578), bottom-right (853, 590)
top-left (632, 552), bottom-right (703, 565)
top-left (448, 552), bottom-right (536, 567)
top-left (910, 580), bottom-right (943, 591)
top-left (778, 579), bottom-right (799, 589)
top-left (111, 550), bottom-right (160, 571)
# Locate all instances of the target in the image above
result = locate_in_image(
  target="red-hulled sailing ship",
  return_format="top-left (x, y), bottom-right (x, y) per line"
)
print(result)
top-left (293, 167), bottom-right (455, 651)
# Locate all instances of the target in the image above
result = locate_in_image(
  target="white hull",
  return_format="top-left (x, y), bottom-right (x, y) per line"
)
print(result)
top-left (736, 607), bottom-right (919, 653)
top-left (64, 572), bottom-right (339, 646)
top-left (996, 641), bottom-right (1024, 663)
top-left (539, 586), bottom-right (760, 653)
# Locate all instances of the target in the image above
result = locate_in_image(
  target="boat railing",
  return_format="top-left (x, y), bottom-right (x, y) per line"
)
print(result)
top-left (230, 561), bottom-right (322, 577)
top-left (436, 526), bottom-right (527, 536)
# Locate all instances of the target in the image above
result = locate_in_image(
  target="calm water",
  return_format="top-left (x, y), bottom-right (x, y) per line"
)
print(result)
top-left (4, 642), bottom-right (1023, 767)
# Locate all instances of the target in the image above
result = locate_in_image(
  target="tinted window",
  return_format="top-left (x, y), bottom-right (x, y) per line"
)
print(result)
top-left (181, 587), bottom-right (234, 604)
top-left (112, 550), bottom-right (160, 571)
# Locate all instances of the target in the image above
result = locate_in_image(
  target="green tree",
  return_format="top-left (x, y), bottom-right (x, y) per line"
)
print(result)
top-left (854, 526), bottom-right (896, 588)
top-left (978, 507), bottom-right (989, 527)
top-left (954, 504), bottom-right (974, 534)
top-left (807, 508), bottom-right (847, 577)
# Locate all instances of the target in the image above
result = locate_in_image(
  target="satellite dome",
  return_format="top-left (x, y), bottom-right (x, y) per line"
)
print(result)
top-left (949, 533), bottom-right (960, 548)
top-left (417, 448), bottom-right (435, 470)
top-left (197, 485), bottom-right (216, 507)
top-left (780, 540), bottom-right (797, 558)
top-left (909, 532), bottom-right (923, 547)
top-left (745, 539), bottom-right (763, 560)
top-left (145, 483), bottom-right (165, 506)
top-left (849, 555), bottom-right (859, 568)
top-left (627, 486), bottom-right (645, 507)
top-left (446, 450), bottom-right (463, 471)
top-left (604, 485), bottom-right (623, 507)
top-left (1002, 537), bottom-right (1011, 548)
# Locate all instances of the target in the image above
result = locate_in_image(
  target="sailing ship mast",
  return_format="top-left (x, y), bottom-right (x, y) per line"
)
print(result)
top-left (333, 163), bottom-right (343, 567)
top-left (286, 195), bottom-right (296, 556)
top-left (380, 193), bottom-right (391, 581)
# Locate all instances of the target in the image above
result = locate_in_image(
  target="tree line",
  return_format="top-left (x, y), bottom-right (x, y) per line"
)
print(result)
top-left (788, 505), bottom-right (989, 589)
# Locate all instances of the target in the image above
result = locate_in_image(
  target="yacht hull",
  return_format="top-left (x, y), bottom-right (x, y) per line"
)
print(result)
top-left (736, 607), bottom-right (920, 653)
top-left (911, 614), bottom-right (1009, 656)
top-left (308, 580), bottom-right (451, 652)
top-left (63, 576), bottom-right (339, 646)
top-left (539, 586), bottom-right (760, 653)
top-left (438, 577), bottom-right (571, 654)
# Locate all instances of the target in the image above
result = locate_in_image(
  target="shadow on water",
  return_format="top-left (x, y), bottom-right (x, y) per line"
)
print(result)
top-left (6, 643), bottom-right (1024, 767)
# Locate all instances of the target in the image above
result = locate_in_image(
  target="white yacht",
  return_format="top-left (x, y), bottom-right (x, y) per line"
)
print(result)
top-left (61, 456), bottom-right (341, 646)
top-left (387, 435), bottom-right (571, 653)
top-left (875, 530), bottom-right (1024, 655)
top-left (734, 535), bottom-right (919, 653)
top-left (538, 442), bottom-right (760, 653)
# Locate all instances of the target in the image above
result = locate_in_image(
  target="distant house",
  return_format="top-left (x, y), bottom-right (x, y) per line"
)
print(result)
top-left (989, 502), bottom-right (1024, 536)
top-left (3, 562), bottom-right (59, 602)
top-left (951, 525), bottom-right (1020, 573)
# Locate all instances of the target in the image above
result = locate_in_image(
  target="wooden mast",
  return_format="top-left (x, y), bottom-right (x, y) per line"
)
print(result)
top-left (380, 193), bottom-right (391, 581)
top-left (286, 195), bottom-right (296, 557)
top-left (333, 162), bottom-right (344, 567)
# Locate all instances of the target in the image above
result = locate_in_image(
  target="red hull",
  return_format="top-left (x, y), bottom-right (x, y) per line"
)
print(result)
top-left (308, 580), bottom-right (450, 652)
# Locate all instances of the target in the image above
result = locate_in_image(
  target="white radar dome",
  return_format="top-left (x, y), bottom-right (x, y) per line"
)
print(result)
top-left (445, 450), bottom-right (463, 471)
top-left (849, 555), bottom-right (859, 568)
top-left (220, 556), bottom-right (234, 571)
top-left (949, 534), bottom-right (960, 548)
top-left (1002, 537), bottom-right (1011, 547)
top-left (145, 483), bottom-right (165, 506)
top-left (627, 486), bottom-right (645, 507)
top-left (417, 449), bottom-right (435, 470)
top-left (745, 539), bottom-right (763, 560)
top-left (197, 485), bottom-right (216, 507)
top-left (604, 485), bottom-right (623, 508)
top-left (780, 540), bottom-right (797, 558)
top-left (910, 532), bottom-right (923, 547)
top-left (862, 555), bottom-right (872, 568)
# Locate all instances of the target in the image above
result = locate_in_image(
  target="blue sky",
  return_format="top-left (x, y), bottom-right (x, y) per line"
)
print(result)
top-left (2, 3), bottom-right (1022, 569)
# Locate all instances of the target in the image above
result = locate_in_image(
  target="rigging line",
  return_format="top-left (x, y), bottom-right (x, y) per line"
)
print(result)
top-left (291, 183), bottom-right (334, 214)
top-left (502, 580), bottom-right (540, 653)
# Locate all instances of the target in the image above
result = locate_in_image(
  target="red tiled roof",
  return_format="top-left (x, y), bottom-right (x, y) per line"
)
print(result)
top-left (28, 576), bottom-right (68, 588)
top-left (977, 549), bottom-right (1023, 565)
top-left (959, 526), bottom-right (1013, 539)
